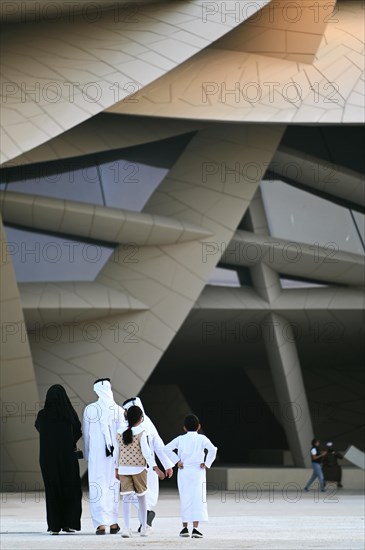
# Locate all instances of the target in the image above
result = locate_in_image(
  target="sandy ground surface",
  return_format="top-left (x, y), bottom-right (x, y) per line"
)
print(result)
top-left (0, 489), bottom-right (364, 550)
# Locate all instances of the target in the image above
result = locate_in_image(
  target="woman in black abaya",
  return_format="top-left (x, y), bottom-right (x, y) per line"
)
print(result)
top-left (35, 384), bottom-right (82, 534)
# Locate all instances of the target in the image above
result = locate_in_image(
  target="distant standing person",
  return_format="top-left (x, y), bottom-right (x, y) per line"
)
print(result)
top-left (83, 378), bottom-right (125, 535)
top-left (35, 384), bottom-right (82, 535)
top-left (304, 438), bottom-right (327, 493)
top-left (165, 414), bottom-right (218, 539)
top-left (322, 440), bottom-right (343, 488)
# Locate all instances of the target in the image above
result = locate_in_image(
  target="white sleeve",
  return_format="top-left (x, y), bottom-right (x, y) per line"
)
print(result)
top-left (164, 437), bottom-right (181, 465)
top-left (150, 433), bottom-right (175, 470)
top-left (82, 407), bottom-right (90, 461)
top-left (140, 432), bottom-right (156, 469)
top-left (116, 408), bottom-right (127, 434)
top-left (203, 436), bottom-right (218, 469)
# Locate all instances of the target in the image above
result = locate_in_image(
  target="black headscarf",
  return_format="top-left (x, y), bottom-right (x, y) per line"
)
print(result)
top-left (44, 384), bottom-right (81, 428)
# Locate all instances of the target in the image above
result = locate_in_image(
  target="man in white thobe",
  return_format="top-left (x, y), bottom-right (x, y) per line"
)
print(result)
top-left (122, 397), bottom-right (174, 529)
top-left (83, 378), bottom-right (125, 534)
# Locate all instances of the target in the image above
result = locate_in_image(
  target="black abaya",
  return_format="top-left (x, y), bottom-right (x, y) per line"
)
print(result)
top-left (35, 409), bottom-right (82, 532)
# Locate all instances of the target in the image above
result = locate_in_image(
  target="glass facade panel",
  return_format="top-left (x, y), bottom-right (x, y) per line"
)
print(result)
top-left (280, 278), bottom-right (327, 289)
top-left (261, 180), bottom-right (364, 255)
top-left (1, 158), bottom-right (168, 211)
top-left (98, 160), bottom-right (168, 211)
top-left (208, 267), bottom-right (241, 287)
top-left (4, 226), bottom-right (114, 282)
top-left (4, 165), bottom-right (103, 204)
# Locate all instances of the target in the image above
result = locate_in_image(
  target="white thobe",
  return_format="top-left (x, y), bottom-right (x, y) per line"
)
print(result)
top-left (165, 432), bottom-right (217, 523)
top-left (83, 401), bottom-right (124, 528)
top-left (124, 415), bottom-right (174, 510)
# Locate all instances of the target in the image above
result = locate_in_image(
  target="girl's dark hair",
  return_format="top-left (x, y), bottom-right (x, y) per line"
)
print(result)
top-left (311, 438), bottom-right (319, 447)
top-left (184, 414), bottom-right (200, 432)
top-left (122, 405), bottom-right (143, 445)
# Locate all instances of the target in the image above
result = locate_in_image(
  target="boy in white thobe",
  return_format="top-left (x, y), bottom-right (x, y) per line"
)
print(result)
top-left (165, 414), bottom-right (217, 539)
top-left (83, 378), bottom-right (125, 534)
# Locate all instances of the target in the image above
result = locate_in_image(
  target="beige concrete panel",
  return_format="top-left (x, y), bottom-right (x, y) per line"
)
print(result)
top-left (169, 263), bottom-right (207, 300)
top-left (115, 214), bottom-right (154, 243)
top-left (123, 252), bottom-right (179, 289)
top-left (105, 270), bottom-right (174, 308)
top-left (0, 258), bottom-right (19, 302)
top-left (20, 281), bottom-right (149, 328)
top-left (1, 1), bottom-right (163, 22)
top-left (0, 216), bottom-right (39, 486)
top-left (5, 439), bottom-right (40, 472)
top-left (3, 115), bottom-right (203, 167)
top-left (195, 285), bottom-right (365, 315)
top-left (228, 230), bottom-right (365, 286)
top-left (0, 193), bottom-right (34, 227)
top-left (197, 286), bottom-right (268, 311)
top-left (0, 446), bottom-right (16, 476)
top-left (0, 413), bottom-right (40, 445)
top-left (0, 379), bottom-right (39, 407)
top-left (245, 190), bottom-right (271, 236)
top-left (0, 192), bottom-right (213, 245)
top-left (244, 187), bottom-right (281, 303)
top-left (136, 313), bottom-right (176, 351)
top-left (36, 365), bottom-right (74, 390)
top-left (250, 263), bottom-right (282, 303)
top-left (32, 347), bottom-right (98, 376)
top-left (262, 312), bottom-right (314, 467)
top-left (90, 209), bottom-right (125, 243)
top-left (1, 357), bottom-right (36, 388)
top-left (59, 203), bottom-right (96, 237)
top-left (109, 2), bottom-right (364, 124)
top-left (32, 196), bottom-right (65, 232)
top-left (146, 220), bottom-right (183, 246)
top-left (276, 287), bottom-right (365, 311)
top-left (211, 0), bottom-right (337, 62)
top-left (111, 364), bottom-right (146, 402)
top-left (121, 339), bottom-right (164, 377)
top-left (35, 338), bottom-right (105, 360)
top-left (1, 1), bottom-right (271, 162)
top-left (71, 351), bottom-right (120, 379)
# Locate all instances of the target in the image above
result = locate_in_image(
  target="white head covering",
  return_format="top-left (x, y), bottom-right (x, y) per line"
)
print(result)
top-left (123, 396), bottom-right (144, 413)
top-left (123, 396), bottom-right (157, 437)
top-left (93, 379), bottom-right (119, 450)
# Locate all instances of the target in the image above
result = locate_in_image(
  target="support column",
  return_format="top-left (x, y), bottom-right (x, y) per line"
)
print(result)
top-left (263, 312), bottom-right (313, 467)
top-left (246, 188), bottom-right (281, 303)
top-left (246, 189), bottom-right (313, 467)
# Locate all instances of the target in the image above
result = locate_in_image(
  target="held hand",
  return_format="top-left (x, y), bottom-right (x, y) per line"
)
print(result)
top-left (177, 461), bottom-right (184, 469)
top-left (165, 468), bottom-right (173, 479)
top-left (154, 466), bottom-right (166, 480)
top-left (200, 463), bottom-right (206, 469)
top-left (115, 469), bottom-right (120, 480)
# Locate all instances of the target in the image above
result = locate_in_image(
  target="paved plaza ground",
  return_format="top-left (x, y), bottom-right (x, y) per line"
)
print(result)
top-left (0, 489), bottom-right (364, 550)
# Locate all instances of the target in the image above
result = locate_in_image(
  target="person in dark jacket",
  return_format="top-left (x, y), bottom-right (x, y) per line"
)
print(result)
top-left (35, 384), bottom-right (82, 534)
top-left (304, 438), bottom-right (327, 492)
top-left (322, 441), bottom-right (343, 488)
